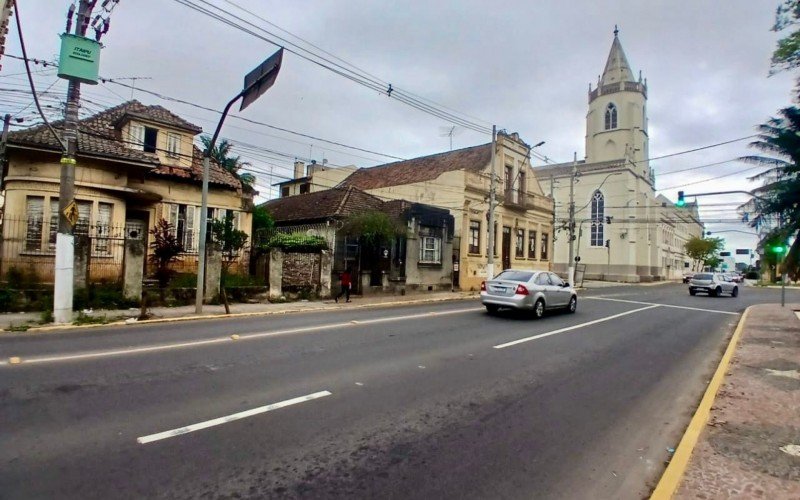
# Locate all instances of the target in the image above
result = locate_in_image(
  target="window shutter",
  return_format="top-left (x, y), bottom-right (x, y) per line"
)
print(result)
top-left (26, 197), bottom-right (44, 251)
top-left (185, 205), bottom-right (196, 252)
top-left (130, 124), bottom-right (145, 150)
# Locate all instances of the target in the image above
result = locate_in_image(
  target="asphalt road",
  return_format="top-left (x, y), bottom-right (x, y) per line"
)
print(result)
top-left (0, 283), bottom-right (794, 499)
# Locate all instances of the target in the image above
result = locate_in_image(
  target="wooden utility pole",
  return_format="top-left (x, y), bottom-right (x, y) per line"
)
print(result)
top-left (486, 125), bottom-right (497, 279)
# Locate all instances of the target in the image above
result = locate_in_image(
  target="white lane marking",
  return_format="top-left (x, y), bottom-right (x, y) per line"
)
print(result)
top-left (493, 305), bottom-right (660, 349)
top-left (585, 296), bottom-right (739, 315)
top-left (136, 391), bottom-right (331, 444)
top-left (5, 307), bottom-right (482, 366)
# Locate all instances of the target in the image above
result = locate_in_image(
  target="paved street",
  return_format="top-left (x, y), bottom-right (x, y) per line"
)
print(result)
top-left (0, 283), bottom-right (795, 499)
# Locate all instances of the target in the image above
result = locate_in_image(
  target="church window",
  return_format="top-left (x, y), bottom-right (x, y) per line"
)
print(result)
top-left (590, 190), bottom-right (604, 246)
top-left (605, 103), bottom-right (618, 130)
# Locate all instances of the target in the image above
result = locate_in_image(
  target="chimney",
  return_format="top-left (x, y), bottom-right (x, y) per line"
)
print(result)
top-left (293, 160), bottom-right (305, 179)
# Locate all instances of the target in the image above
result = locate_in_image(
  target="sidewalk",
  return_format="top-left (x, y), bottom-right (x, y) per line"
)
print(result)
top-left (0, 290), bottom-right (479, 332)
top-left (653, 303), bottom-right (800, 499)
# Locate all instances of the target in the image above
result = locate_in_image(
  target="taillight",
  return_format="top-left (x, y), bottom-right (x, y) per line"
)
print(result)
top-left (480, 281), bottom-right (486, 291)
top-left (515, 284), bottom-right (529, 295)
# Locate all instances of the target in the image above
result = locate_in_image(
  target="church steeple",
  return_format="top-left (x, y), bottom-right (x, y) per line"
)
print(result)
top-left (600, 26), bottom-right (635, 85)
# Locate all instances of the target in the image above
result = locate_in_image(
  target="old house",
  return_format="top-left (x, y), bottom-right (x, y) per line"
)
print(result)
top-left (260, 186), bottom-right (455, 295)
top-left (339, 132), bottom-right (555, 291)
top-left (0, 100), bottom-right (252, 282)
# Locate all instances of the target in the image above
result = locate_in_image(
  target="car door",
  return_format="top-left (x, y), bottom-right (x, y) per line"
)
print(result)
top-left (533, 272), bottom-right (551, 304)
top-left (548, 273), bottom-right (570, 306)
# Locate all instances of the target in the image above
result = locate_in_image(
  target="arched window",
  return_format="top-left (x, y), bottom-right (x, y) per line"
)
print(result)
top-left (590, 190), bottom-right (604, 246)
top-left (604, 103), bottom-right (618, 130)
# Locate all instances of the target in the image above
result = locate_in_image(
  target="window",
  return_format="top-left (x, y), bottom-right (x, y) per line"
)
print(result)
top-left (25, 196), bottom-right (44, 252)
top-left (167, 203), bottom-right (198, 252)
top-left (540, 233), bottom-right (549, 260)
top-left (166, 133), bottom-right (181, 157)
top-left (420, 236), bottom-right (442, 264)
top-left (281, 186), bottom-right (290, 197)
top-left (590, 190), bottom-right (604, 247)
top-left (515, 229), bottom-right (524, 258)
top-left (95, 202), bottom-right (113, 254)
top-left (518, 171), bottom-right (526, 203)
top-left (143, 127), bottom-right (158, 153)
top-left (549, 273), bottom-right (564, 287)
top-left (496, 270), bottom-right (534, 282)
top-left (299, 183), bottom-right (310, 194)
top-left (534, 273), bottom-right (549, 286)
top-left (129, 124), bottom-right (145, 150)
top-left (505, 165), bottom-right (513, 193)
top-left (605, 103), bottom-right (618, 130)
top-left (528, 230), bottom-right (537, 258)
top-left (468, 220), bottom-right (481, 254)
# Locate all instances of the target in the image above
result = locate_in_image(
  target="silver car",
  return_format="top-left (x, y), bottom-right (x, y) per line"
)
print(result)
top-left (480, 270), bottom-right (578, 318)
top-left (688, 272), bottom-right (739, 297)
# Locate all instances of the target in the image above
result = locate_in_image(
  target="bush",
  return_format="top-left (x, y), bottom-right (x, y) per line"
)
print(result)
top-left (73, 284), bottom-right (138, 311)
top-left (0, 289), bottom-right (17, 312)
top-left (262, 232), bottom-right (328, 253)
top-left (746, 271), bottom-right (759, 280)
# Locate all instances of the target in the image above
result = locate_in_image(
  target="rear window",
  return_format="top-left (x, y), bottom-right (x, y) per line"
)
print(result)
top-left (495, 270), bottom-right (534, 282)
top-left (694, 273), bottom-right (713, 280)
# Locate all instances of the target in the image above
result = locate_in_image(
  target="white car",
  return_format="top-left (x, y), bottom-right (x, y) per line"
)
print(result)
top-left (688, 273), bottom-right (739, 297)
top-left (481, 270), bottom-right (578, 318)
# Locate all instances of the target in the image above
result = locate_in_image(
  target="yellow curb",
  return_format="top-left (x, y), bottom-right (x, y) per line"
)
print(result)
top-left (650, 305), bottom-right (752, 500)
top-left (0, 295), bottom-right (478, 334)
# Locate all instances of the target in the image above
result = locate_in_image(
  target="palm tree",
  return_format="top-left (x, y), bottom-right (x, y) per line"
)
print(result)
top-left (740, 104), bottom-right (800, 278)
top-left (200, 136), bottom-right (256, 187)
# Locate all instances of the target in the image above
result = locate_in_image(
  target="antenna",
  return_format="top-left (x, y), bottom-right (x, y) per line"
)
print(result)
top-left (107, 76), bottom-right (153, 99)
top-left (439, 125), bottom-right (463, 150)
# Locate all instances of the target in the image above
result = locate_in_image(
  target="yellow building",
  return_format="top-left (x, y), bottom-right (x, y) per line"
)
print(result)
top-left (340, 131), bottom-right (555, 291)
top-left (1, 101), bottom-right (253, 282)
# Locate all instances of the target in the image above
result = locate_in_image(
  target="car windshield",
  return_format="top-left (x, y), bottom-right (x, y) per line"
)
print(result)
top-left (694, 273), bottom-right (713, 280)
top-left (494, 271), bottom-right (534, 282)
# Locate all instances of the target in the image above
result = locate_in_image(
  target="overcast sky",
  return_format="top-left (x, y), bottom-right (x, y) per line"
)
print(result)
top-left (4, 0), bottom-right (796, 258)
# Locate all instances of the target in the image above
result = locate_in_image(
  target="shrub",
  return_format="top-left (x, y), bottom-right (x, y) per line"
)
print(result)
top-left (262, 232), bottom-right (328, 253)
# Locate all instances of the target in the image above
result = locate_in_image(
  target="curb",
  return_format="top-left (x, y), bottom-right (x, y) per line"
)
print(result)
top-left (1, 294), bottom-right (478, 334)
top-left (649, 305), bottom-right (752, 500)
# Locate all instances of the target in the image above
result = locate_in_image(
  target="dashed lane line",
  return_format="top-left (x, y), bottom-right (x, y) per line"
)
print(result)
top-left (584, 296), bottom-right (740, 315)
top-left (136, 391), bottom-right (332, 444)
top-left (493, 305), bottom-right (660, 349)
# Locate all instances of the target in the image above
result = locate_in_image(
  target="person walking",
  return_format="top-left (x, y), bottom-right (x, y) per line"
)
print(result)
top-left (335, 268), bottom-right (352, 303)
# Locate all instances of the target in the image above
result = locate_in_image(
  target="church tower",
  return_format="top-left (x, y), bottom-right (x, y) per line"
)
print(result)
top-left (585, 27), bottom-right (649, 175)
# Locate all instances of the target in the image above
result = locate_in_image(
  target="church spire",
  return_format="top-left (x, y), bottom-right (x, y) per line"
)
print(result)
top-left (600, 26), bottom-right (635, 86)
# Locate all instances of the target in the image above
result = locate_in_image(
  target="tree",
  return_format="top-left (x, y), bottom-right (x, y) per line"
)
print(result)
top-left (251, 205), bottom-right (275, 246)
top-left (740, 104), bottom-right (800, 279)
top-left (149, 219), bottom-right (184, 301)
top-left (210, 212), bottom-right (250, 314)
top-left (341, 211), bottom-right (404, 247)
top-left (771, 1), bottom-right (800, 73)
top-left (200, 136), bottom-right (256, 187)
top-left (684, 236), bottom-right (724, 271)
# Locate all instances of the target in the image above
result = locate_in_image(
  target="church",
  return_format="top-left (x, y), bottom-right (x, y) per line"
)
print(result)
top-left (536, 28), bottom-right (703, 283)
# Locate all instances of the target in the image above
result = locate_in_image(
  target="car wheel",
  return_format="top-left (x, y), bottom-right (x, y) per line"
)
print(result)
top-left (533, 299), bottom-right (545, 319)
top-left (689, 289), bottom-right (696, 296)
top-left (713, 286), bottom-right (721, 297)
top-left (731, 287), bottom-right (738, 297)
top-left (485, 304), bottom-right (499, 315)
top-left (567, 296), bottom-right (577, 313)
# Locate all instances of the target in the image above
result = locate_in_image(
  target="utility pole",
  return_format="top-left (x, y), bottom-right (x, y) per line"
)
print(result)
top-left (567, 152), bottom-right (577, 285)
top-left (486, 125), bottom-right (497, 279)
top-left (54, 0), bottom-right (92, 324)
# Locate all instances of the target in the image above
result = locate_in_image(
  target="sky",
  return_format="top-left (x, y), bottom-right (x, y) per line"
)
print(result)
top-left (3, 0), bottom-right (796, 260)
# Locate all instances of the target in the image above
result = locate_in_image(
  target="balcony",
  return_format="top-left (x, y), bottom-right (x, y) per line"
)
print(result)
top-left (588, 81), bottom-right (647, 103)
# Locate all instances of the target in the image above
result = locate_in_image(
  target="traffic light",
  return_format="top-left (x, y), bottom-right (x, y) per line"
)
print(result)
top-left (676, 191), bottom-right (686, 207)
top-left (770, 244), bottom-right (788, 255)
top-left (604, 239), bottom-right (610, 248)
top-left (605, 216), bottom-right (612, 224)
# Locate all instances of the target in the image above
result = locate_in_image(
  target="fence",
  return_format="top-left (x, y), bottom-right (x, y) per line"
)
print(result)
top-left (0, 215), bottom-right (251, 284)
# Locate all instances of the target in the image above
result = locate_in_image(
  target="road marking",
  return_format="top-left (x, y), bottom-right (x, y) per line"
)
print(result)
top-left (493, 305), bottom-right (660, 349)
top-left (2, 307), bottom-right (482, 366)
top-left (585, 296), bottom-right (739, 315)
top-left (136, 391), bottom-right (331, 444)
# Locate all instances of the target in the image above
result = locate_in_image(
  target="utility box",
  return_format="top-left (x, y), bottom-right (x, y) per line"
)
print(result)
top-left (58, 33), bottom-right (101, 84)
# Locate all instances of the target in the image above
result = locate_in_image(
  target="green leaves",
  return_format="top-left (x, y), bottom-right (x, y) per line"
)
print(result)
top-left (261, 232), bottom-right (328, 252)
top-left (341, 211), bottom-right (404, 247)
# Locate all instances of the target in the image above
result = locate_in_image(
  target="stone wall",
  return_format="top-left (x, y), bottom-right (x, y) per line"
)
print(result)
top-left (281, 252), bottom-right (321, 293)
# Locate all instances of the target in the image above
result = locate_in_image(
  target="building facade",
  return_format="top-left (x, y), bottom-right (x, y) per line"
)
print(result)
top-left (340, 131), bottom-right (555, 291)
top-left (538, 29), bottom-right (703, 282)
top-left (1, 101), bottom-right (252, 282)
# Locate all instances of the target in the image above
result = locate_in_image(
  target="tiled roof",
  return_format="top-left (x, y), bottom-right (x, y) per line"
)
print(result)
top-left (7, 100), bottom-right (240, 190)
top-left (339, 143), bottom-right (491, 190)
top-left (261, 187), bottom-right (385, 224)
top-left (534, 158), bottom-right (625, 178)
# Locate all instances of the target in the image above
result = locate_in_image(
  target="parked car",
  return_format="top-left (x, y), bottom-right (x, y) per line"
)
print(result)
top-left (480, 270), bottom-right (577, 318)
top-left (682, 272), bottom-right (695, 284)
top-left (688, 272), bottom-right (739, 297)
top-left (726, 273), bottom-right (742, 283)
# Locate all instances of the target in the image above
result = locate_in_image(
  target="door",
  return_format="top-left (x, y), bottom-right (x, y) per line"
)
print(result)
top-left (452, 250), bottom-right (460, 289)
top-left (502, 226), bottom-right (512, 271)
top-left (548, 272), bottom-right (570, 306)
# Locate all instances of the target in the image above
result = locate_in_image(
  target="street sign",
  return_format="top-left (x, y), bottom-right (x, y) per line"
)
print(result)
top-left (63, 200), bottom-right (79, 226)
top-left (735, 249), bottom-right (750, 255)
top-left (240, 48), bottom-right (284, 111)
top-left (719, 251), bottom-right (731, 257)
top-left (58, 34), bottom-right (101, 85)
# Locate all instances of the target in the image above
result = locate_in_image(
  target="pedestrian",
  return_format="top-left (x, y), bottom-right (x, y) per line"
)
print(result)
top-left (335, 268), bottom-right (352, 303)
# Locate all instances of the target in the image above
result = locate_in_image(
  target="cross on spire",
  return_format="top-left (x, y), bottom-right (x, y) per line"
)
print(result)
top-left (614, 25), bottom-right (619, 37)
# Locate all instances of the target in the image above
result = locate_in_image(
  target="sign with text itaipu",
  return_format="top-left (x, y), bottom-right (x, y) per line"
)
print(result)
top-left (58, 34), bottom-right (101, 85)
